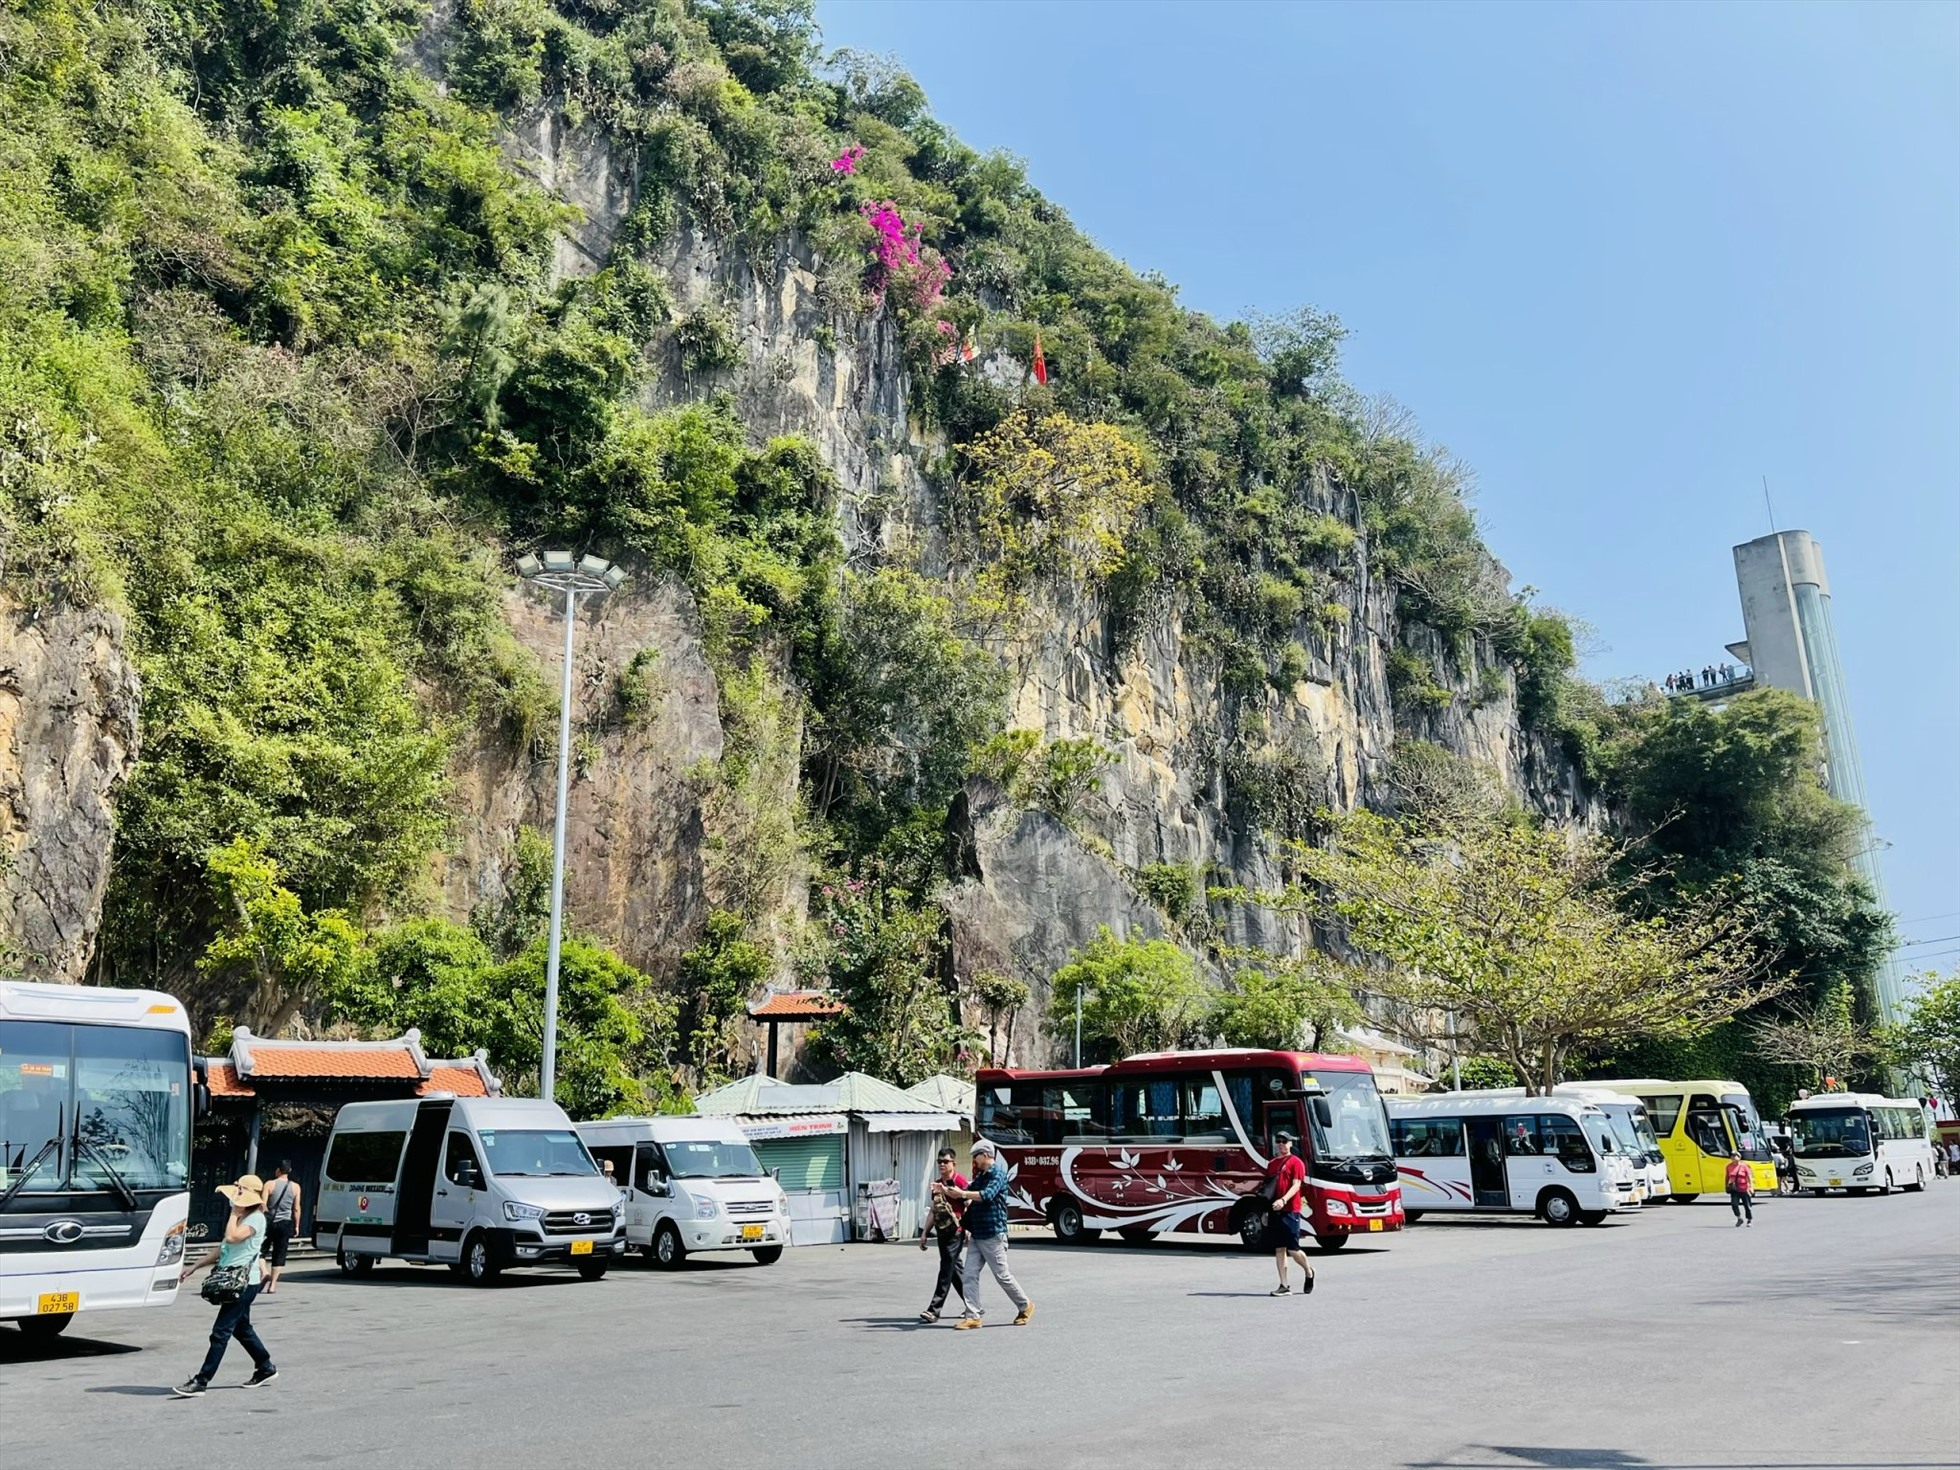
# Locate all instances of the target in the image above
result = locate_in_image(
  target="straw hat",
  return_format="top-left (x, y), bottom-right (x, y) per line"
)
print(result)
top-left (217, 1173), bottom-right (266, 1208)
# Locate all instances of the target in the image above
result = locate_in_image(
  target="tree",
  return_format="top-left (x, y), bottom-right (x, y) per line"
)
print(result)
top-left (1048, 927), bottom-right (1209, 1059)
top-left (196, 839), bottom-right (366, 1037)
top-left (805, 878), bottom-right (967, 1086)
top-left (1293, 811), bottom-right (1788, 1094)
top-left (1209, 960), bottom-right (1360, 1051)
top-left (677, 910), bottom-right (774, 1087)
top-left (1889, 971), bottom-right (1960, 1106)
top-left (971, 972), bottom-right (1031, 1065)
top-left (1750, 979), bottom-right (1881, 1091)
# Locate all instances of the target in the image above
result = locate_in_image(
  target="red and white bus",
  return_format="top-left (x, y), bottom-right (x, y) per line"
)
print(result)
top-left (974, 1048), bottom-right (1404, 1250)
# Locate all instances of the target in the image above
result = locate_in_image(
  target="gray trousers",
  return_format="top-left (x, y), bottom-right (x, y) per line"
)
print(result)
top-left (961, 1233), bottom-right (1029, 1314)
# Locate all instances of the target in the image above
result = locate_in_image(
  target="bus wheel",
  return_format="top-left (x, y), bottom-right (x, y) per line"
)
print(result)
top-left (1906, 1167), bottom-right (1925, 1193)
top-left (461, 1233), bottom-right (501, 1286)
top-left (750, 1246), bottom-right (784, 1265)
top-left (1404, 1211), bottom-right (1424, 1223)
top-left (16, 1312), bottom-right (73, 1339)
top-left (1313, 1232), bottom-right (1350, 1252)
top-left (1669, 1193), bottom-right (1699, 1205)
top-left (1538, 1189), bottom-right (1580, 1227)
top-left (1234, 1208), bottom-right (1268, 1252)
top-left (1578, 1210), bottom-right (1608, 1226)
top-left (651, 1222), bottom-right (688, 1270)
top-left (1118, 1227), bottom-right (1158, 1245)
top-left (1050, 1200), bottom-right (1100, 1245)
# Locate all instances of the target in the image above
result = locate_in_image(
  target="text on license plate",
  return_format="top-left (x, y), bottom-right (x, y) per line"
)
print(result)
top-left (569, 1239), bottom-right (593, 1255)
top-left (740, 1224), bottom-right (764, 1241)
top-left (1368, 1219), bottom-right (1383, 1232)
top-left (38, 1292), bottom-right (78, 1314)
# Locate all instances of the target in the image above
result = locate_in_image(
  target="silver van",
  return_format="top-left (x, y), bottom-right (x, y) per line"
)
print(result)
top-left (314, 1095), bottom-right (626, 1284)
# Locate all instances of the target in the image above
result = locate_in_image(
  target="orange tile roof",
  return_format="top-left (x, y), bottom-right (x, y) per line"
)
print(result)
top-left (748, 991), bottom-right (845, 1020)
top-left (423, 1064), bottom-right (492, 1097)
top-left (206, 1061), bottom-right (252, 1097)
top-left (246, 1044), bottom-right (423, 1081)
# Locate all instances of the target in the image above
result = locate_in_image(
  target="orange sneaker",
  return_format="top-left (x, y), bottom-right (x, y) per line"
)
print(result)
top-left (954, 1315), bottom-right (982, 1330)
top-left (1013, 1302), bottom-right (1034, 1325)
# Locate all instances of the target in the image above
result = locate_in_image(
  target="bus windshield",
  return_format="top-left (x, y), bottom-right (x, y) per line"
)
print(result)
top-left (478, 1129), bottom-right (599, 1178)
top-left (1626, 1107), bottom-right (1661, 1156)
top-left (1790, 1108), bottom-right (1871, 1159)
top-left (1721, 1093), bottom-right (1772, 1161)
top-left (0, 1020), bottom-right (191, 1193)
top-left (1308, 1071), bottom-right (1393, 1160)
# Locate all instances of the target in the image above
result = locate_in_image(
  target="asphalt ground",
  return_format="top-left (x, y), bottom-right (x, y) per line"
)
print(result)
top-left (3, 1185), bottom-right (1956, 1470)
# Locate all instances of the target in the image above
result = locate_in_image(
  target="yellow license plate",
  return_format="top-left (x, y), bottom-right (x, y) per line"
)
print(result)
top-left (1368, 1218), bottom-right (1383, 1232)
top-left (1828, 1179), bottom-right (1841, 1187)
top-left (37, 1292), bottom-right (78, 1314)
top-left (740, 1224), bottom-right (764, 1242)
top-left (569, 1239), bottom-right (593, 1256)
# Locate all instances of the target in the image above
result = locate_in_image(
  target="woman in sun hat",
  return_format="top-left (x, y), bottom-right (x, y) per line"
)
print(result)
top-left (174, 1173), bottom-right (279, 1396)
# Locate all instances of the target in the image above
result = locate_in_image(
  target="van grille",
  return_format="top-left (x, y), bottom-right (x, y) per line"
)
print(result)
top-left (726, 1199), bottom-right (774, 1218)
top-left (542, 1209), bottom-right (612, 1235)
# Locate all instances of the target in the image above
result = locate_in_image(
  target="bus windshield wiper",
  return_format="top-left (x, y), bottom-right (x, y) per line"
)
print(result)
top-left (0, 1138), bottom-right (62, 1211)
top-left (73, 1133), bottom-right (140, 1210)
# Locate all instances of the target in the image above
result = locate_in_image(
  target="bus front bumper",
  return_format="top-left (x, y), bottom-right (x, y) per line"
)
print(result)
top-left (1, 1261), bottom-right (182, 1318)
top-left (1317, 1194), bottom-right (1405, 1234)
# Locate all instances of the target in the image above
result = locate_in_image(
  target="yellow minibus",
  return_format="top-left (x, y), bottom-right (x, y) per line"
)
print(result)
top-left (1583, 1079), bottom-right (1778, 1200)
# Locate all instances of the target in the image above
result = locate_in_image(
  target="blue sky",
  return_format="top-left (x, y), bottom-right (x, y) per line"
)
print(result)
top-left (816, 0), bottom-right (1960, 966)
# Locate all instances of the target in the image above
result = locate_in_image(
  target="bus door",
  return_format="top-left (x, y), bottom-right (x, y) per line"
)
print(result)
top-left (391, 1099), bottom-right (452, 1256)
top-left (1261, 1101), bottom-right (1304, 1157)
top-left (1467, 1118), bottom-right (1509, 1208)
top-left (1684, 1094), bottom-right (1730, 1193)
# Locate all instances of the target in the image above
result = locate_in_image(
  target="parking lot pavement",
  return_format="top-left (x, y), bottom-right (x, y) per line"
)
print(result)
top-left (5, 1186), bottom-right (1956, 1470)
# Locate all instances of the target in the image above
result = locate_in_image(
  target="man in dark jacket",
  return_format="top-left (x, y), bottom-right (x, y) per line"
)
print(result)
top-left (945, 1139), bottom-right (1032, 1328)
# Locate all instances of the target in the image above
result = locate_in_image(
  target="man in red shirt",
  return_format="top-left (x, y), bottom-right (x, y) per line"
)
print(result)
top-left (1258, 1133), bottom-right (1315, 1297)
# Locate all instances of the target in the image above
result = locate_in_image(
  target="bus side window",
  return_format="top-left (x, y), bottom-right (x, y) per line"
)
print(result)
top-left (1686, 1096), bottom-right (1728, 1155)
top-left (1643, 1095), bottom-right (1683, 1139)
top-left (1539, 1115), bottom-right (1594, 1172)
top-left (1503, 1117), bottom-right (1542, 1156)
top-left (977, 1087), bottom-right (1024, 1144)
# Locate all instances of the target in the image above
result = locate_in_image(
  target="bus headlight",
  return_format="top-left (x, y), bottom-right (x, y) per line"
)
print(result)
top-left (1324, 1198), bottom-right (1351, 1216)
top-left (1852, 1164), bottom-right (1873, 1177)
top-left (156, 1221), bottom-right (186, 1265)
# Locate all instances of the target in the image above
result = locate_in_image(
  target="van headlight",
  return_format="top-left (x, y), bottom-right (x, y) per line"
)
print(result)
top-left (693, 1197), bottom-right (719, 1220)
top-left (156, 1220), bottom-right (186, 1265)
top-left (611, 1199), bottom-right (624, 1222)
top-left (504, 1200), bottom-right (546, 1222)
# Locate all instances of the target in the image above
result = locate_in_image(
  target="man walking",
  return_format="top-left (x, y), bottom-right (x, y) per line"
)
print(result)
top-left (1258, 1132), bottom-right (1315, 1296)
top-left (946, 1139), bottom-right (1032, 1329)
top-left (1725, 1152), bottom-right (1756, 1227)
top-left (261, 1161), bottom-right (301, 1294)
top-left (917, 1147), bottom-right (969, 1322)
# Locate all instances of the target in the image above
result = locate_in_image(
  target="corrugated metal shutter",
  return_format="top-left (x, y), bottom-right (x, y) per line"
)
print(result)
top-left (756, 1134), bottom-right (844, 1191)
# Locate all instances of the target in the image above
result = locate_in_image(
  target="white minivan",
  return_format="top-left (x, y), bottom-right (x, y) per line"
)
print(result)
top-left (315, 1096), bottom-right (626, 1284)
top-left (1389, 1092), bottom-right (1643, 1225)
top-left (575, 1117), bottom-right (792, 1269)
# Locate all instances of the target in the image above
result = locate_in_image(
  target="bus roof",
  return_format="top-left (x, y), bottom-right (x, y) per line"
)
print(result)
top-left (1387, 1093), bottom-right (1606, 1119)
top-left (1787, 1092), bottom-right (1920, 1111)
top-left (1581, 1078), bottom-right (1753, 1096)
top-left (976, 1047), bottom-right (1375, 1084)
top-left (0, 979), bottom-right (192, 1033)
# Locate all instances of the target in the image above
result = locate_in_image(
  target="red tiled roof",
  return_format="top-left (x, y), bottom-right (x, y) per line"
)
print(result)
top-left (246, 1044), bottom-right (423, 1081)
top-left (206, 1061), bottom-right (252, 1097)
top-left (748, 991), bottom-right (844, 1020)
top-left (423, 1064), bottom-right (492, 1097)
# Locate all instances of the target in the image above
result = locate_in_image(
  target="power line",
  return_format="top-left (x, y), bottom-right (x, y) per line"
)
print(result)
top-left (1900, 933), bottom-right (1960, 948)
top-left (1898, 910), bottom-right (1960, 926)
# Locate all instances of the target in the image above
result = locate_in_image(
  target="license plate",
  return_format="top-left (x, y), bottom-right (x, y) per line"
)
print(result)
top-left (37, 1291), bottom-right (78, 1315)
top-left (740, 1224), bottom-right (764, 1242)
top-left (569, 1239), bottom-right (593, 1256)
top-left (1829, 1179), bottom-right (1841, 1187)
top-left (1368, 1218), bottom-right (1383, 1231)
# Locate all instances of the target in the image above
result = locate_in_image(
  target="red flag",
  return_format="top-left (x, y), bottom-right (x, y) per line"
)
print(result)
top-left (1031, 333), bottom-right (1048, 385)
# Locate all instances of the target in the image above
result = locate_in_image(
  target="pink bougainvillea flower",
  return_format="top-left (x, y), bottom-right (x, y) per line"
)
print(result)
top-left (830, 143), bottom-right (865, 174)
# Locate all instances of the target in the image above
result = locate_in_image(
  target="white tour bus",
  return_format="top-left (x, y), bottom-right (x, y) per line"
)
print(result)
top-left (1, 980), bottom-right (196, 1339)
top-left (1786, 1093), bottom-right (1936, 1195)
top-left (575, 1116), bottom-right (793, 1268)
top-left (1389, 1092), bottom-right (1642, 1225)
top-left (315, 1096), bottom-right (626, 1283)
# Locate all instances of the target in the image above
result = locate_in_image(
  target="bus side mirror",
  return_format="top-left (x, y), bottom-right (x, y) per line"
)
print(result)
top-left (1311, 1098), bottom-right (1333, 1130)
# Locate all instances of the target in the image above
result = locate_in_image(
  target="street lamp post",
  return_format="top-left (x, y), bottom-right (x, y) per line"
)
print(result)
top-left (515, 549), bottom-right (625, 1103)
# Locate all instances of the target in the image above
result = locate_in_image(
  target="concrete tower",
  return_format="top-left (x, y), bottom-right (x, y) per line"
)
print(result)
top-left (1726, 530), bottom-right (1902, 1020)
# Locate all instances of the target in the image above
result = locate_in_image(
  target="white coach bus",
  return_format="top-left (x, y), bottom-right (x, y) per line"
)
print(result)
top-left (1389, 1092), bottom-right (1642, 1226)
top-left (1, 981), bottom-right (196, 1338)
top-left (1786, 1093), bottom-right (1935, 1195)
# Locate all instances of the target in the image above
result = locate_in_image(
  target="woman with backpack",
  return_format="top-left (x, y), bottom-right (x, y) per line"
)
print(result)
top-left (174, 1173), bottom-right (279, 1396)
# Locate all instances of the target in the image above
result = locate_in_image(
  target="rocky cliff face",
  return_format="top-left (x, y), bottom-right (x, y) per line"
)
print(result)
top-left (0, 592), bottom-right (140, 981)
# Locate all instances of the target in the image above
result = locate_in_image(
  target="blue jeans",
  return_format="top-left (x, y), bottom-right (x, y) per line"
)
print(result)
top-left (197, 1281), bottom-right (274, 1384)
